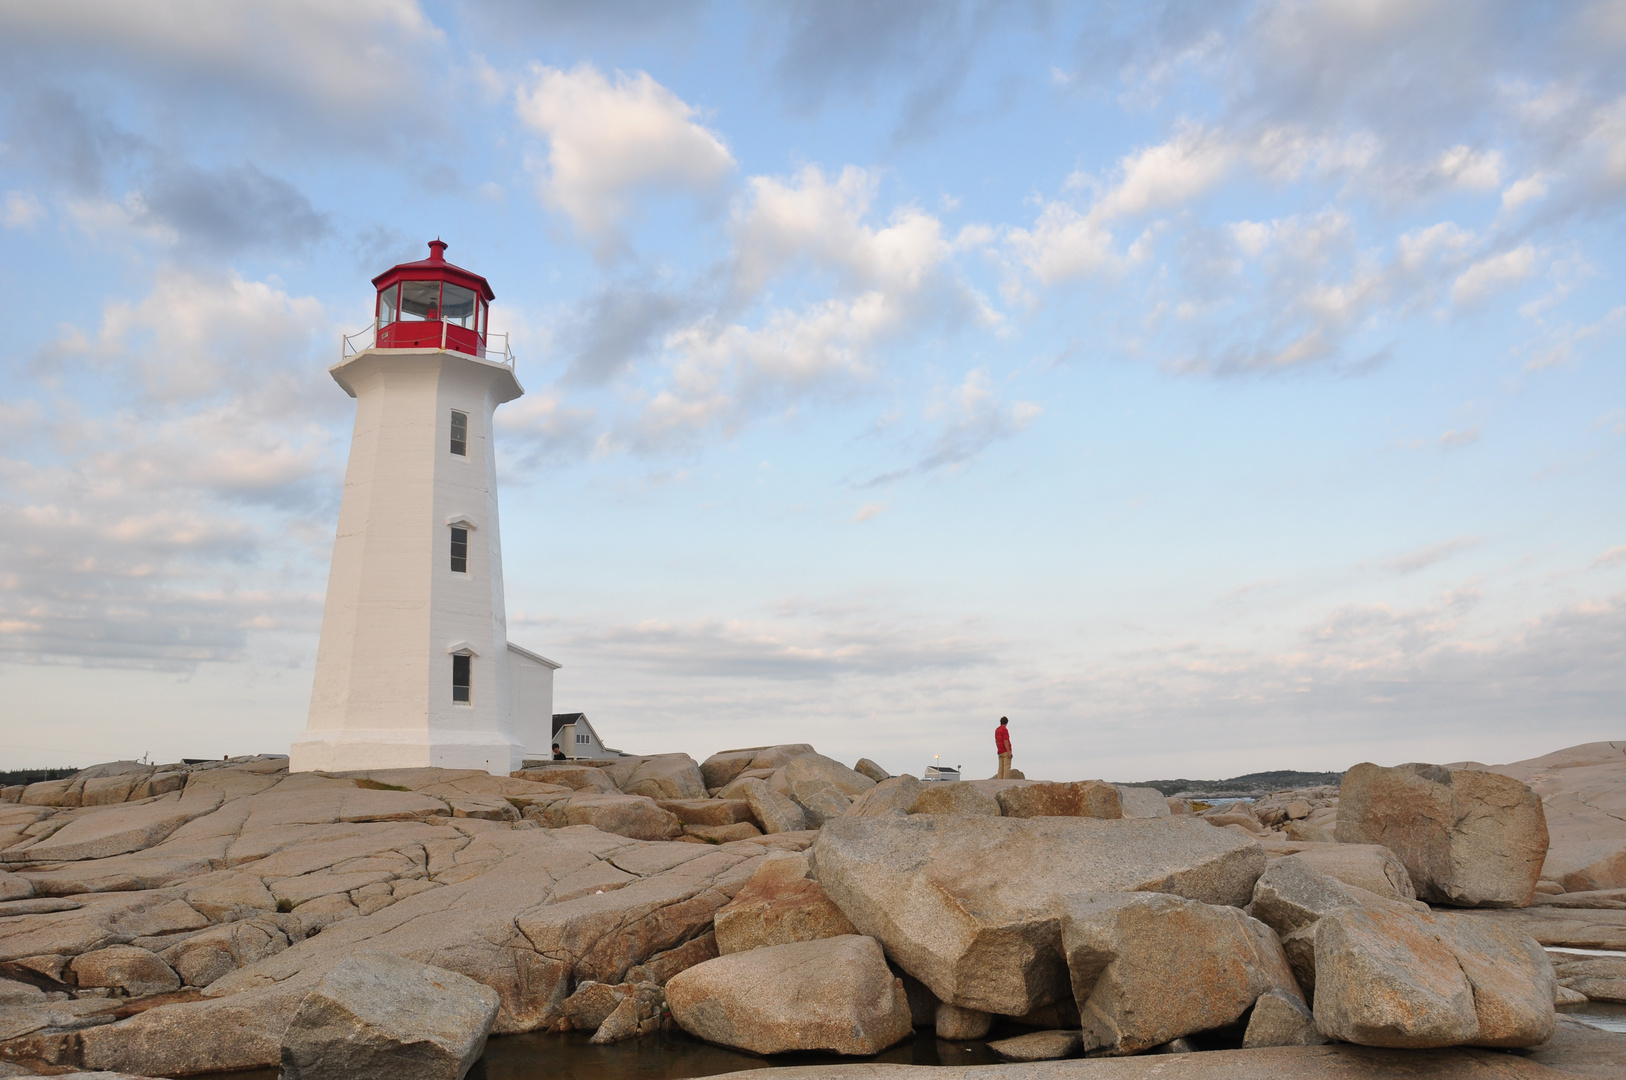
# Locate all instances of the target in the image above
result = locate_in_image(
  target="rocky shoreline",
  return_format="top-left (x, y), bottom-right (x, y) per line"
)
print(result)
top-left (0, 741), bottom-right (1622, 1079)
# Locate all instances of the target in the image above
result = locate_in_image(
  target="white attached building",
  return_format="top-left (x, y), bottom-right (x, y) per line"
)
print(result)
top-left (292, 242), bottom-right (560, 775)
top-left (549, 713), bottom-right (609, 760)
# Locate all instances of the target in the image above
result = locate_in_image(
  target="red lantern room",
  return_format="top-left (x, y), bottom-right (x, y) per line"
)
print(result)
top-left (372, 240), bottom-right (494, 356)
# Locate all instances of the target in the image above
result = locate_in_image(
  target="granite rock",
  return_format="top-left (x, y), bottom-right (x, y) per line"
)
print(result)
top-left (278, 952), bottom-right (499, 1080)
top-left (811, 815), bottom-right (1265, 1015)
top-left (1336, 762), bottom-right (1548, 908)
top-left (665, 935), bottom-right (911, 1056)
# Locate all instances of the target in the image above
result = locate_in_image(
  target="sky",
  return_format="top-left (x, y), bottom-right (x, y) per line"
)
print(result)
top-left (0, 0), bottom-right (1622, 782)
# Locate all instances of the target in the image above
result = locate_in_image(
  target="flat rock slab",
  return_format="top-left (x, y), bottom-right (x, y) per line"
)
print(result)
top-left (987, 1029), bottom-right (1082, 1061)
top-left (2, 795), bottom-right (221, 864)
top-left (1457, 907), bottom-right (1626, 950)
top-left (1551, 951), bottom-right (1626, 1002)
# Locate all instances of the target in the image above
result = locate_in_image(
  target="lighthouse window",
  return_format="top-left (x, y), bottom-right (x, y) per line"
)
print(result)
top-left (449, 527), bottom-right (468, 573)
top-left (449, 411), bottom-right (467, 456)
top-left (452, 654), bottom-right (471, 703)
top-left (377, 283), bottom-right (399, 325)
top-left (442, 284), bottom-right (477, 329)
top-left (400, 280), bottom-right (441, 321)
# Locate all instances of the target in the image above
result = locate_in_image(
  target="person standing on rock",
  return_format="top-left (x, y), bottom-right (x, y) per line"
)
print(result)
top-left (995, 716), bottom-right (1013, 779)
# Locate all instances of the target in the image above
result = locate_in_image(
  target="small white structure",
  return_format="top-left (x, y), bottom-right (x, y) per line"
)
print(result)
top-left (292, 242), bottom-right (559, 774)
top-left (509, 643), bottom-right (561, 757)
top-left (550, 712), bottom-right (609, 760)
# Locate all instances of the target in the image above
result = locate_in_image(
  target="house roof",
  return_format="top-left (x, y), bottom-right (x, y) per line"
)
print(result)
top-left (507, 642), bottom-right (561, 669)
top-left (552, 712), bottom-right (586, 738)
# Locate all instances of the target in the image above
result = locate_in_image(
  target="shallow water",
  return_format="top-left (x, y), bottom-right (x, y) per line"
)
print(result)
top-left (1559, 1001), bottom-right (1626, 1034)
top-left (199, 1028), bottom-right (1007, 1080)
top-left (195, 1002), bottom-right (1626, 1078)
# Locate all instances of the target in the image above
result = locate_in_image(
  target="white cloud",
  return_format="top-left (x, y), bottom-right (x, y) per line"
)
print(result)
top-left (1094, 125), bottom-right (1237, 219)
top-left (2, 191), bottom-right (45, 229)
top-left (1008, 125), bottom-right (1377, 286)
top-left (516, 63), bottom-right (735, 245)
top-left (732, 166), bottom-right (952, 299)
top-left (0, 265), bottom-right (342, 670)
top-left (0, 0), bottom-right (440, 129)
top-left (1433, 145), bottom-right (1504, 191)
top-left (66, 195), bottom-right (178, 247)
top-left (1452, 244), bottom-right (1538, 307)
top-left (1437, 426), bottom-right (1481, 450)
top-left (1501, 171), bottom-right (1552, 210)
top-left (1382, 536), bottom-right (1482, 574)
top-left (604, 165), bottom-right (993, 450)
top-left (916, 368), bottom-right (1040, 474)
top-left (64, 267), bottom-right (329, 403)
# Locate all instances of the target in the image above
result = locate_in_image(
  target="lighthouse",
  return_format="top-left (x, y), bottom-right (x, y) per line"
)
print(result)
top-left (291, 241), bottom-right (558, 775)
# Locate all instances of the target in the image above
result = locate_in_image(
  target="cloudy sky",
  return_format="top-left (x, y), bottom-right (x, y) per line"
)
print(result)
top-left (0, 1), bottom-right (1622, 781)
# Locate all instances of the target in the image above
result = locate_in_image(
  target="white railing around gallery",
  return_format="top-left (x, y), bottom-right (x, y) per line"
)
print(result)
top-left (339, 323), bottom-right (517, 371)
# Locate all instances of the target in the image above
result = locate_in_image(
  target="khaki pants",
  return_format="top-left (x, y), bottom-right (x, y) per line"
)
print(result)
top-left (998, 752), bottom-right (1012, 779)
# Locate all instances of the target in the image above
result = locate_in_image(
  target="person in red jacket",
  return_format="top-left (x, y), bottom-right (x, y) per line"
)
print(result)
top-left (995, 716), bottom-right (1013, 779)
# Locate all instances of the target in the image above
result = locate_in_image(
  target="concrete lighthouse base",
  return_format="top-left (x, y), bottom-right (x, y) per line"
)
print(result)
top-left (289, 729), bottom-right (525, 774)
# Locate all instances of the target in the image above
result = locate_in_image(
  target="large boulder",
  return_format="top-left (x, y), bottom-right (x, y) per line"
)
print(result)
top-left (998, 781), bottom-right (1123, 820)
top-left (700, 749), bottom-right (765, 790)
top-left (1313, 905), bottom-right (1479, 1048)
top-left (810, 815), bottom-right (1265, 1015)
top-left (655, 799), bottom-right (753, 827)
top-left (853, 759), bottom-right (890, 784)
top-left (783, 754), bottom-right (876, 800)
top-left (700, 745), bottom-right (817, 791)
top-left (785, 784), bottom-right (852, 829)
top-left (846, 775), bottom-right (922, 818)
top-left (619, 755), bottom-right (707, 801)
top-left (735, 778), bottom-right (806, 835)
top-left (1250, 854), bottom-right (1427, 992)
top-left (279, 952), bottom-right (499, 1080)
top-left (664, 935), bottom-right (911, 1056)
top-left (906, 782), bottom-right (1001, 817)
top-left (1312, 903), bottom-right (1556, 1049)
top-left (1114, 786), bottom-right (1171, 818)
top-left (781, 753), bottom-right (876, 828)
top-left (1452, 741), bottom-right (1626, 893)
top-left (523, 793), bottom-right (682, 841)
top-left (1285, 843), bottom-right (1416, 901)
top-left (1336, 762), bottom-right (1548, 908)
top-left (1243, 988), bottom-right (1326, 1047)
top-left (1430, 911), bottom-right (1557, 1047)
top-left (714, 853), bottom-right (856, 954)
top-left (1063, 891), bottom-right (1302, 1056)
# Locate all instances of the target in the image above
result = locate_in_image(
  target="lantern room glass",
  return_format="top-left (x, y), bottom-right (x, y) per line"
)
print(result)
top-left (378, 283), bottom-right (399, 325)
top-left (400, 281), bottom-right (441, 321)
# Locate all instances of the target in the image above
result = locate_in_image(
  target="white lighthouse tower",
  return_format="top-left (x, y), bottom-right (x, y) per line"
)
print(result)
top-left (292, 241), bottom-right (558, 775)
